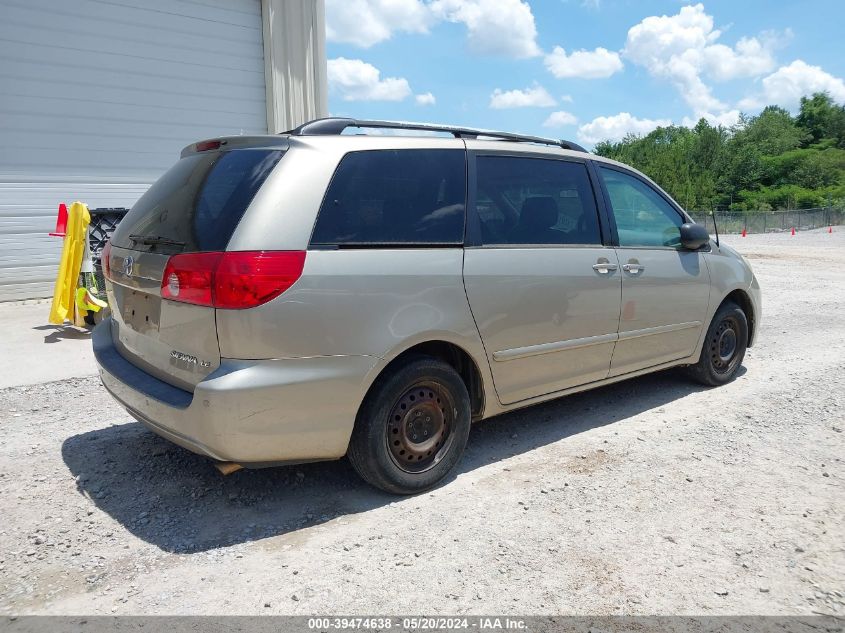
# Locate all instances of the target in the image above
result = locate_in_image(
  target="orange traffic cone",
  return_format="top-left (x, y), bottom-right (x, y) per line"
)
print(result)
top-left (741, 228), bottom-right (747, 237)
top-left (791, 227), bottom-right (796, 236)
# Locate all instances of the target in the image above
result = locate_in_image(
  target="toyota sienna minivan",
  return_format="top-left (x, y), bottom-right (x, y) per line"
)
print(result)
top-left (94, 118), bottom-right (761, 494)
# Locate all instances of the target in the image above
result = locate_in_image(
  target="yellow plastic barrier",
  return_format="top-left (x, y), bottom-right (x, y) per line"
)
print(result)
top-left (48, 201), bottom-right (91, 325)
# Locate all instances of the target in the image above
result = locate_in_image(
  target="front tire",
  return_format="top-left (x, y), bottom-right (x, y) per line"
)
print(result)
top-left (348, 356), bottom-right (471, 495)
top-left (686, 301), bottom-right (748, 386)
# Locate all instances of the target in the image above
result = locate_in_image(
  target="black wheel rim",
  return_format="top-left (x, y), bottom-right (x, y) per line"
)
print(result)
top-left (709, 316), bottom-right (740, 374)
top-left (386, 381), bottom-right (456, 473)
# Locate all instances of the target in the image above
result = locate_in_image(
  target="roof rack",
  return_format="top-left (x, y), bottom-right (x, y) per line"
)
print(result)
top-left (284, 117), bottom-right (587, 152)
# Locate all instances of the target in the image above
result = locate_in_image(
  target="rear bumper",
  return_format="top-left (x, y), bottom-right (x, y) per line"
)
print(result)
top-left (93, 318), bottom-right (377, 464)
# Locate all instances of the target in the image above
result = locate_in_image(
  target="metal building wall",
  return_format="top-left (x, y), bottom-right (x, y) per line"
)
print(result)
top-left (0, 0), bottom-right (327, 301)
top-left (262, 0), bottom-right (328, 133)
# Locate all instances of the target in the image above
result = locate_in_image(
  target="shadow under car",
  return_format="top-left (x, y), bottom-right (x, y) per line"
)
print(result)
top-left (61, 368), bottom-right (718, 553)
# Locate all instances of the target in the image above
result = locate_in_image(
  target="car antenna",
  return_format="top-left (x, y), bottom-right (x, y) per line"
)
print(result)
top-left (711, 208), bottom-right (720, 247)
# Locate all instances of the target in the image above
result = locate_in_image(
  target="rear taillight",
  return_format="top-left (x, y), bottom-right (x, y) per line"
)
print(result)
top-left (161, 252), bottom-right (222, 307)
top-left (160, 251), bottom-right (305, 309)
top-left (101, 241), bottom-right (112, 280)
top-left (214, 251), bottom-right (306, 309)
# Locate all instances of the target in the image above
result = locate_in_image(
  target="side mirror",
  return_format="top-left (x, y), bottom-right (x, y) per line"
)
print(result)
top-left (680, 222), bottom-right (709, 250)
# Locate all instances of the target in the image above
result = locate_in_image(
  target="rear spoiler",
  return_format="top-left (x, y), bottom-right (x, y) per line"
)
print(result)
top-left (180, 135), bottom-right (290, 158)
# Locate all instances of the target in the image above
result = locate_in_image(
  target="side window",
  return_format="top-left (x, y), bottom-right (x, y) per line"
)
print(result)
top-left (599, 166), bottom-right (683, 248)
top-left (311, 149), bottom-right (466, 245)
top-left (474, 156), bottom-right (601, 246)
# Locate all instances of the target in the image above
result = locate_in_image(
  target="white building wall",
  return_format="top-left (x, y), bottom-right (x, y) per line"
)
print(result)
top-left (0, 0), bottom-right (327, 301)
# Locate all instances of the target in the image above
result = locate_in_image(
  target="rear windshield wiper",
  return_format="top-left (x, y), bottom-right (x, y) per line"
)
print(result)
top-left (128, 234), bottom-right (186, 247)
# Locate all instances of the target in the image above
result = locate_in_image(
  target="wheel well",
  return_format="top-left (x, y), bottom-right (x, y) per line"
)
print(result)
top-left (722, 289), bottom-right (755, 347)
top-left (379, 341), bottom-right (485, 419)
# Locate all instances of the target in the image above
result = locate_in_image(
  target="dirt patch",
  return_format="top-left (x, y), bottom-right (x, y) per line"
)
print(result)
top-left (562, 448), bottom-right (613, 475)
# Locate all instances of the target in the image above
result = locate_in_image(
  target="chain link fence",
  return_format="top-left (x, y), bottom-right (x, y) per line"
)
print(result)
top-left (687, 208), bottom-right (845, 234)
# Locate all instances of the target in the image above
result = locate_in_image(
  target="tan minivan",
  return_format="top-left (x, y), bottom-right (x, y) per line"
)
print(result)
top-left (94, 118), bottom-right (761, 494)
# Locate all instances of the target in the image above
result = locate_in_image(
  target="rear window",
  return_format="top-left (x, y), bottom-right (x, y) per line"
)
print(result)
top-left (111, 148), bottom-right (284, 253)
top-left (310, 149), bottom-right (466, 246)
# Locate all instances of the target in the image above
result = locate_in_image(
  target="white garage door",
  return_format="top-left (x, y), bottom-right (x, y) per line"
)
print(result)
top-left (0, 0), bottom-right (267, 301)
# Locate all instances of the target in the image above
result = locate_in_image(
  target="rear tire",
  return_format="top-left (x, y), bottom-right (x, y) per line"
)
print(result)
top-left (348, 356), bottom-right (471, 495)
top-left (686, 301), bottom-right (748, 386)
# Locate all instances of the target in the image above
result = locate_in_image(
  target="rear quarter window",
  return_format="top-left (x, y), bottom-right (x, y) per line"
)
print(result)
top-left (111, 148), bottom-right (284, 253)
top-left (310, 149), bottom-right (466, 246)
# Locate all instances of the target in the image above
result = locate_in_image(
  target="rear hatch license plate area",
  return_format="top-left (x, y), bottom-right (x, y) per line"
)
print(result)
top-left (117, 287), bottom-right (161, 335)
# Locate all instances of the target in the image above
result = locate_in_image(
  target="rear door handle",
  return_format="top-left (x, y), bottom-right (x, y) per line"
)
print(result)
top-left (622, 263), bottom-right (645, 274)
top-left (592, 263), bottom-right (619, 274)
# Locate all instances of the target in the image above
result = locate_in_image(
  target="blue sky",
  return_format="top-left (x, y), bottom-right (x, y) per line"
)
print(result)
top-left (324, 0), bottom-right (845, 147)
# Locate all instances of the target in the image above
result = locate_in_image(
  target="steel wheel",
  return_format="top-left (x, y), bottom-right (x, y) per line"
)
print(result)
top-left (348, 356), bottom-right (472, 494)
top-left (386, 381), bottom-right (456, 473)
top-left (709, 315), bottom-right (741, 375)
top-left (685, 301), bottom-right (748, 387)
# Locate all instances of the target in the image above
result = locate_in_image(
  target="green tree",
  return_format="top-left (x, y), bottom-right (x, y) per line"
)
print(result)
top-left (592, 92), bottom-right (845, 212)
top-left (737, 106), bottom-right (806, 155)
top-left (797, 92), bottom-right (845, 147)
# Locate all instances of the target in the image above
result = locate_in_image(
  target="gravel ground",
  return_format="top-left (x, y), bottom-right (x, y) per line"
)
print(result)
top-left (1, 229), bottom-right (843, 615)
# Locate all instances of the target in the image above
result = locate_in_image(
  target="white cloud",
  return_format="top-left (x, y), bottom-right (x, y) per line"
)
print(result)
top-left (426, 0), bottom-right (541, 58)
top-left (327, 58), bottom-right (412, 101)
top-left (577, 112), bottom-right (671, 144)
top-left (325, 0), bottom-right (433, 48)
top-left (415, 92), bottom-right (437, 106)
top-left (560, 94), bottom-right (574, 103)
top-left (326, 0), bottom-right (540, 59)
top-left (543, 111), bottom-right (579, 128)
top-left (739, 60), bottom-right (845, 111)
top-left (703, 37), bottom-right (779, 82)
top-left (489, 85), bottom-right (556, 109)
top-left (544, 46), bottom-right (623, 79)
top-left (624, 3), bottom-right (779, 114)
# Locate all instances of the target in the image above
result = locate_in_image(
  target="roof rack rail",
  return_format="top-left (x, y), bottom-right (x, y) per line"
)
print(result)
top-left (284, 117), bottom-right (587, 152)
